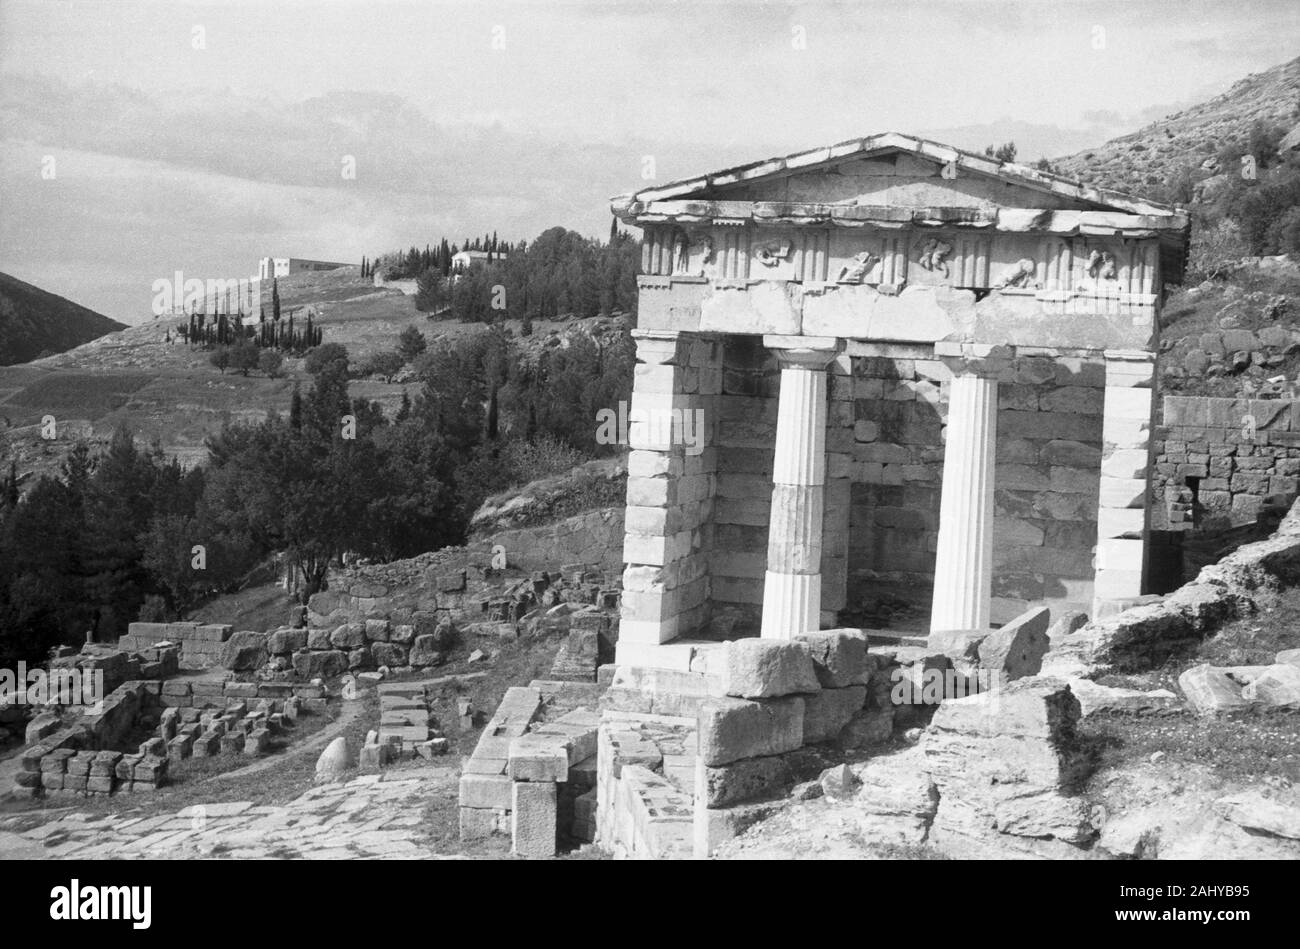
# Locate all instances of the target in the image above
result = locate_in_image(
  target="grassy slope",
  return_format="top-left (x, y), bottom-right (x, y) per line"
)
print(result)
top-left (0, 265), bottom-right (618, 486)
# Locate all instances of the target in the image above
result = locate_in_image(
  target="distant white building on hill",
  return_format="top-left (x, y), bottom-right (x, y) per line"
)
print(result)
top-left (257, 257), bottom-right (352, 280)
top-left (451, 249), bottom-right (506, 273)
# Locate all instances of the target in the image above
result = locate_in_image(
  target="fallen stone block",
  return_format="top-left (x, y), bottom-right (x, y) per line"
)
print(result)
top-left (722, 639), bottom-right (820, 699)
top-left (1065, 679), bottom-right (1179, 717)
top-left (359, 742), bottom-right (394, 769)
top-left (192, 732), bottom-right (221, 757)
top-left (244, 728), bottom-right (270, 755)
top-left (138, 737), bottom-right (166, 757)
top-left (698, 696), bottom-right (804, 767)
top-left (1213, 791), bottom-right (1300, 840)
top-left (977, 606), bottom-right (1050, 681)
top-left (819, 763), bottom-right (860, 800)
top-left (133, 755), bottom-right (167, 785)
top-left (1242, 663), bottom-right (1300, 708)
top-left (701, 754), bottom-right (792, 808)
top-left (838, 706), bottom-right (895, 749)
top-left (1179, 664), bottom-right (1249, 714)
top-left (796, 629), bottom-right (869, 687)
top-left (416, 738), bottom-right (450, 759)
top-left (167, 735), bottom-right (194, 761)
top-left (801, 685), bottom-right (868, 743)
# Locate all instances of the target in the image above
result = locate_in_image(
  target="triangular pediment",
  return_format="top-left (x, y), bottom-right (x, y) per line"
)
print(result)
top-left (614, 132), bottom-right (1177, 218)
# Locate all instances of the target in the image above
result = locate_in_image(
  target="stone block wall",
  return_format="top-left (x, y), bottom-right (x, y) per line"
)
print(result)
top-left (119, 622), bottom-right (233, 671)
top-left (1153, 395), bottom-right (1300, 530)
top-left (617, 331), bottom-right (722, 664)
top-left (308, 513), bottom-right (625, 635)
top-left (709, 335), bottom-right (780, 634)
top-left (11, 676), bottom-right (328, 800)
top-left (688, 340), bottom-right (1112, 634)
top-left (846, 349), bottom-right (947, 614)
top-left (844, 348), bottom-right (1106, 625)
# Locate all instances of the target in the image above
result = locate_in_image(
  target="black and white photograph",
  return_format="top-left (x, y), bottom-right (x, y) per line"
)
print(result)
top-left (0, 0), bottom-right (1295, 922)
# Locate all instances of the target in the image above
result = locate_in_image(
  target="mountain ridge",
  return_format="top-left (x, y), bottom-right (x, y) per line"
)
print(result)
top-left (0, 271), bottom-right (126, 366)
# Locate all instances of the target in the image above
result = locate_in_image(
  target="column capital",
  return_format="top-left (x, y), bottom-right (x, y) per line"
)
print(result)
top-left (631, 329), bottom-right (689, 365)
top-left (763, 335), bottom-right (842, 370)
top-left (932, 340), bottom-right (1013, 377)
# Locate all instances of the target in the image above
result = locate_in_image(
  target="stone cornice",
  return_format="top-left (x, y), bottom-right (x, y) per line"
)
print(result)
top-left (619, 200), bottom-right (1187, 236)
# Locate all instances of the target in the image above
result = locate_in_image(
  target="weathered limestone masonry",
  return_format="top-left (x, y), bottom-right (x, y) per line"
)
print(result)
top-left (1153, 395), bottom-right (1300, 530)
top-left (458, 680), bottom-right (601, 856)
top-left (11, 670), bottom-right (328, 799)
top-left (305, 511), bottom-right (624, 665)
top-left (610, 132), bottom-right (1189, 665)
top-left (118, 622), bottom-right (232, 671)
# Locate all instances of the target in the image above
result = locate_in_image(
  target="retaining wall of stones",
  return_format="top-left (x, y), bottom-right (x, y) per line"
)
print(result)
top-left (118, 622), bottom-right (233, 671)
top-left (1153, 395), bottom-right (1300, 531)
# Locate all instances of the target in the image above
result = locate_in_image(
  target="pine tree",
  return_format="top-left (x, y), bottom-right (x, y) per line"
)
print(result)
top-left (272, 278), bottom-right (281, 322)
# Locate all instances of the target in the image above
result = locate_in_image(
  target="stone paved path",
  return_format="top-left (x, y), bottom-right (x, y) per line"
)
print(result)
top-left (0, 764), bottom-right (462, 859)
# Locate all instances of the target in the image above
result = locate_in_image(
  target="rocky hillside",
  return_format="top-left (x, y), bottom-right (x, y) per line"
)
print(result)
top-left (1055, 55), bottom-right (1300, 198)
top-left (0, 272), bottom-right (125, 366)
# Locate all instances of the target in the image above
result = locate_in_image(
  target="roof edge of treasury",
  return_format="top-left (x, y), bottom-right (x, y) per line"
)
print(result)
top-left (610, 131), bottom-right (1184, 220)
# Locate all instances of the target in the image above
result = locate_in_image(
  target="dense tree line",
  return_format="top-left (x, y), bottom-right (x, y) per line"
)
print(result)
top-left (433, 227), bottom-right (639, 323)
top-left (0, 320), bottom-right (634, 664)
top-left (375, 233), bottom-right (515, 282)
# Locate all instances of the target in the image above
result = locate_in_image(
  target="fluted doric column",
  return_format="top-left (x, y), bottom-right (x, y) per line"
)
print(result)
top-left (930, 369), bottom-right (999, 632)
top-left (761, 336), bottom-right (841, 639)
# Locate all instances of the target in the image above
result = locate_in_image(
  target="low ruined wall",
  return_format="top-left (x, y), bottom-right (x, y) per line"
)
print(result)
top-left (308, 508), bottom-right (625, 632)
top-left (119, 622), bottom-right (233, 671)
top-left (1153, 395), bottom-right (1300, 531)
top-left (12, 676), bottom-right (328, 800)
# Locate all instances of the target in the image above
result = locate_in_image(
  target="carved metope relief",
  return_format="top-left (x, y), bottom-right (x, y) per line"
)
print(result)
top-left (836, 250), bottom-right (880, 284)
top-left (670, 227), bottom-right (689, 275)
top-left (754, 238), bottom-right (793, 267)
top-left (914, 236), bottom-right (954, 277)
top-left (995, 257), bottom-right (1037, 289)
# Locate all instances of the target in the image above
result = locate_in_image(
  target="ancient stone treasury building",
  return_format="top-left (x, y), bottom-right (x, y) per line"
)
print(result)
top-left (611, 133), bottom-right (1190, 670)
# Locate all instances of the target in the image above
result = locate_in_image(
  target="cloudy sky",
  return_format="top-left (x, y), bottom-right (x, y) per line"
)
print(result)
top-left (1, 0), bottom-right (1297, 323)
